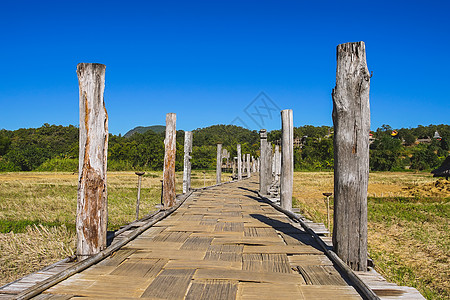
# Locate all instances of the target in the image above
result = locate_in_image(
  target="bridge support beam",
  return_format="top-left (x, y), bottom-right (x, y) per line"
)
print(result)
top-left (280, 109), bottom-right (293, 211)
top-left (163, 113), bottom-right (177, 208)
top-left (216, 143), bottom-right (222, 184)
top-left (76, 63), bottom-right (108, 258)
top-left (259, 129), bottom-right (272, 195)
top-left (237, 144), bottom-right (242, 180)
top-left (246, 153), bottom-right (251, 178)
top-left (183, 131), bottom-right (193, 194)
top-left (332, 41), bottom-right (370, 272)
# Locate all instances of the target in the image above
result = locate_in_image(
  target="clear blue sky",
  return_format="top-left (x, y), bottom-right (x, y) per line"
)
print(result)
top-left (1, 0), bottom-right (449, 135)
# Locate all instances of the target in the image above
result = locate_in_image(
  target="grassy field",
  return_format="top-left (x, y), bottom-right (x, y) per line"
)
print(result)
top-left (0, 171), bottom-right (448, 299)
top-left (293, 172), bottom-right (449, 300)
top-left (0, 170), bottom-right (223, 286)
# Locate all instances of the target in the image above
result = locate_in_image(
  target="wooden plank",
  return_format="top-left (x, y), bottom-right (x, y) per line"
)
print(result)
top-left (129, 249), bottom-right (207, 260)
top-left (242, 253), bottom-right (292, 273)
top-left (296, 265), bottom-right (348, 286)
top-left (193, 269), bottom-right (305, 285)
top-left (298, 285), bottom-right (361, 299)
top-left (109, 258), bottom-right (166, 278)
top-left (141, 269), bottom-right (195, 299)
top-left (238, 282), bottom-right (304, 300)
top-left (243, 245), bottom-right (323, 255)
top-left (288, 255), bottom-right (333, 266)
top-left (186, 280), bottom-right (238, 300)
top-left (96, 249), bottom-right (137, 267)
top-left (180, 236), bottom-right (213, 250)
top-left (164, 260), bottom-right (241, 270)
top-left (214, 222), bottom-right (244, 232)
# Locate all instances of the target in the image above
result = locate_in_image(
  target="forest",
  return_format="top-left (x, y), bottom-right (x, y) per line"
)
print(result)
top-left (0, 123), bottom-right (449, 173)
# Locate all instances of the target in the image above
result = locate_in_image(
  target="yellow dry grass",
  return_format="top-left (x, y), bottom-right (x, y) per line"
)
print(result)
top-left (293, 171), bottom-right (450, 300)
top-left (0, 224), bottom-right (75, 286)
top-left (0, 170), bottom-right (221, 286)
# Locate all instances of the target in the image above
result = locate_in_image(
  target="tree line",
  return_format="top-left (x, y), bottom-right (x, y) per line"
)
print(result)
top-left (0, 123), bottom-right (448, 172)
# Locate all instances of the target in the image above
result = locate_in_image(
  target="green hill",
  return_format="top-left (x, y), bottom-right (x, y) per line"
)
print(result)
top-left (124, 125), bottom-right (165, 138)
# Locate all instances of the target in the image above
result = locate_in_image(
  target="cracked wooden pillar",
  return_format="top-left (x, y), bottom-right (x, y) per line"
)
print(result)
top-left (259, 129), bottom-right (271, 195)
top-left (332, 41), bottom-right (370, 272)
top-left (274, 145), bottom-right (281, 182)
top-left (76, 63), bottom-right (108, 258)
top-left (237, 144), bottom-right (242, 180)
top-left (163, 113), bottom-right (177, 208)
top-left (246, 153), bottom-right (251, 178)
top-left (280, 109), bottom-right (293, 212)
top-left (183, 131), bottom-right (193, 194)
top-left (216, 143), bottom-right (222, 184)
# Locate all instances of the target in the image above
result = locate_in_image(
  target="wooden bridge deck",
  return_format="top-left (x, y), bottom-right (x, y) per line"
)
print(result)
top-left (29, 178), bottom-right (362, 299)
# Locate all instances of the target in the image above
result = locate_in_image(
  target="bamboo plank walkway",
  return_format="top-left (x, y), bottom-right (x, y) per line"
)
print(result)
top-left (28, 178), bottom-right (362, 299)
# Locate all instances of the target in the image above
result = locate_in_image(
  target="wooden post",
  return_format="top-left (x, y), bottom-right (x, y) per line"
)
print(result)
top-left (237, 144), bottom-right (242, 180)
top-left (216, 143), bottom-right (222, 184)
top-left (163, 113), bottom-right (176, 208)
top-left (135, 172), bottom-right (145, 220)
top-left (332, 41), bottom-right (370, 271)
top-left (76, 63), bottom-right (108, 258)
top-left (246, 153), bottom-right (251, 178)
top-left (183, 131), bottom-right (193, 194)
top-left (232, 157), bottom-right (237, 178)
top-left (280, 109), bottom-right (293, 211)
top-left (274, 145), bottom-right (281, 182)
top-left (259, 129), bottom-right (271, 195)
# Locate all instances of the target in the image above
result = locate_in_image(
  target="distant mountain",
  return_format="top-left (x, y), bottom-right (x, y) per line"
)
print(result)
top-left (124, 125), bottom-right (165, 138)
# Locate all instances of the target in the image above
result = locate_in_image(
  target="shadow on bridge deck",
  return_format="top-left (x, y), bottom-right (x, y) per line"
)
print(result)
top-left (10, 178), bottom-right (363, 300)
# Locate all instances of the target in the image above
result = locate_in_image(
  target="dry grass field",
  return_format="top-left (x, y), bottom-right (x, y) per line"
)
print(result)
top-left (0, 170), bottom-right (222, 286)
top-left (0, 171), bottom-right (448, 299)
top-left (293, 172), bottom-right (450, 300)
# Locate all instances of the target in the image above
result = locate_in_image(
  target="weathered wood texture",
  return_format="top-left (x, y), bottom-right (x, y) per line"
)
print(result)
top-left (163, 113), bottom-right (177, 208)
top-left (274, 145), bottom-right (281, 181)
top-left (183, 131), bottom-right (193, 194)
top-left (259, 129), bottom-right (272, 195)
top-left (216, 143), bottom-right (222, 184)
top-left (136, 174), bottom-right (142, 220)
top-left (76, 63), bottom-right (108, 258)
top-left (237, 144), bottom-right (242, 180)
top-left (246, 153), bottom-right (251, 178)
top-left (332, 41), bottom-right (370, 271)
top-left (280, 109), bottom-right (293, 212)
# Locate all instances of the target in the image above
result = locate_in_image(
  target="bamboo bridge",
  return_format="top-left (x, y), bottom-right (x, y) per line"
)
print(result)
top-left (1, 177), bottom-right (423, 299)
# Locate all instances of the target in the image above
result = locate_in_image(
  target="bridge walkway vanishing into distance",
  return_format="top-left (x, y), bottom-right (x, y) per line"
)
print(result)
top-left (2, 176), bottom-right (424, 300)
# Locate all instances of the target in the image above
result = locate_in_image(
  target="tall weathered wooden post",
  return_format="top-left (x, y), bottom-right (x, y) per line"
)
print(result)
top-left (274, 145), bottom-right (281, 182)
top-left (183, 131), bottom-right (193, 194)
top-left (259, 129), bottom-right (272, 195)
top-left (246, 153), bottom-right (251, 178)
top-left (216, 143), bottom-right (222, 184)
top-left (237, 144), bottom-right (242, 180)
top-left (280, 109), bottom-right (293, 211)
top-left (232, 157), bottom-right (237, 178)
top-left (332, 41), bottom-right (370, 271)
top-left (163, 113), bottom-right (177, 208)
top-left (76, 63), bottom-right (108, 258)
